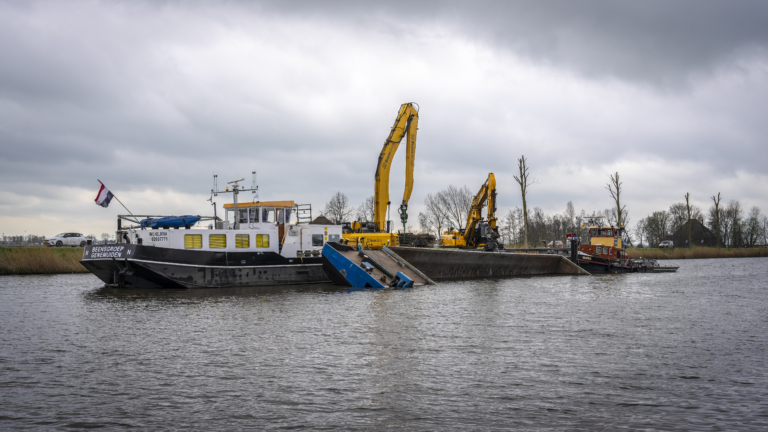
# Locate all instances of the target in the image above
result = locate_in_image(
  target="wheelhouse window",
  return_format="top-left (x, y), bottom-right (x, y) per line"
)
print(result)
top-left (590, 228), bottom-right (598, 236)
top-left (236, 234), bottom-right (249, 248)
top-left (262, 208), bottom-right (275, 224)
top-left (328, 234), bottom-right (340, 243)
top-left (596, 246), bottom-right (602, 254)
top-left (256, 234), bottom-right (269, 248)
top-left (276, 209), bottom-right (284, 224)
top-left (226, 209), bottom-right (235, 226)
top-left (209, 234), bottom-right (226, 249)
top-left (312, 234), bottom-right (324, 247)
top-left (238, 209), bottom-right (249, 224)
top-left (249, 208), bottom-right (259, 223)
top-left (184, 234), bottom-right (202, 249)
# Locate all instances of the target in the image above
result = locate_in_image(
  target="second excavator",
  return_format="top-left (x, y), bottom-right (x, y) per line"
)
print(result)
top-left (440, 173), bottom-right (503, 251)
top-left (342, 102), bottom-right (419, 249)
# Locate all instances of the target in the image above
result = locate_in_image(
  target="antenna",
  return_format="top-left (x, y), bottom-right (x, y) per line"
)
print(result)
top-left (212, 174), bottom-right (218, 197)
top-left (227, 178), bottom-right (245, 185)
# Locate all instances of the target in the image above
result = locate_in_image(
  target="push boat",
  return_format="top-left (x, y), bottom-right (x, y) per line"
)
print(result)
top-left (80, 177), bottom-right (343, 289)
top-left (575, 215), bottom-right (636, 273)
top-left (574, 215), bottom-right (676, 273)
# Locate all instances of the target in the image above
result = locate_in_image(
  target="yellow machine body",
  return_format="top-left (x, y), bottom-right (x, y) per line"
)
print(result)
top-left (440, 173), bottom-right (499, 249)
top-left (342, 102), bottom-right (418, 249)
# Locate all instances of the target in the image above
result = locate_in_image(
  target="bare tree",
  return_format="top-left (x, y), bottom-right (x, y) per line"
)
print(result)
top-left (711, 192), bottom-right (721, 248)
top-left (632, 218), bottom-right (645, 247)
top-left (418, 186), bottom-right (473, 235)
top-left (668, 203), bottom-right (688, 235)
top-left (684, 193), bottom-right (692, 248)
top-left (322, 192), bottom-right (353, 225)
top-left (564, 201), bottom-right (576, 233)
top-left (644, 211), bottom-right (669, 247)
top-left (513, 156), bottom-right (532, 247)
top-left (356, 196), bottom-right (375, 222)
top-left (606, 172), bottom-right (627, 228)
top-left (437, 185), bottom-right (474, 230)
top-left (743, 206), bottom-right (763, 247)
top-left (101, 233), bottom-right (111, 243)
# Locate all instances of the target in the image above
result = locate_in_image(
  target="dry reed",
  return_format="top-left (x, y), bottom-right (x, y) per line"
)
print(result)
top-left (625, 247), bottom-right (768, 260)
top-left (0, 247), bottom-right (88, 275)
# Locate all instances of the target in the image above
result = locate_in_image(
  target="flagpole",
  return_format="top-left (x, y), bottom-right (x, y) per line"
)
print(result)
top-left (98, 179), bottom-right (138, 224)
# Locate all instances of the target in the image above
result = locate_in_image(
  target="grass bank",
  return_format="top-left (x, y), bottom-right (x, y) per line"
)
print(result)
top-left (0, 247), bottom-right (88, 275)
top-left (625, 247), bottom-right (768, 260)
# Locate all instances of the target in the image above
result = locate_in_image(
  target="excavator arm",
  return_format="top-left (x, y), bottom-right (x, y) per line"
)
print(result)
top-left (374, 102), bottom-right (419, 233)
top-left (441, 173), bottom-right (501, 250)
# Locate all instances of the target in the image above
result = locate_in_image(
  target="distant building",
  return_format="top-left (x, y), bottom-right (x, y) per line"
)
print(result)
top-left (669, 219), bottom-right (717, 247)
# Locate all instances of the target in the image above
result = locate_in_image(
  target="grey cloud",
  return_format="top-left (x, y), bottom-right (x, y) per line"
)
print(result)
top-left (260, 0), bottom-right (768, 88)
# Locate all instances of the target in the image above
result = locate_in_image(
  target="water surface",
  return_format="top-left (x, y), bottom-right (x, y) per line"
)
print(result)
top-left (1, 258), bottom-right (767, 430)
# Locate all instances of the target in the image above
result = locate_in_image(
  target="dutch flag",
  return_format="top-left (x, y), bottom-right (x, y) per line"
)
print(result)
top-left (95, 183), bottom-right (114, 208)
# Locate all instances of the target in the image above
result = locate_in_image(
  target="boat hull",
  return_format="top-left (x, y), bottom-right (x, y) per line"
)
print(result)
top-left (80, 244), bottom-right (328, 289)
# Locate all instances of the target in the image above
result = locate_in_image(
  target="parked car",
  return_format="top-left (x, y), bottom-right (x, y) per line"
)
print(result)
top-left (45, 233), bottom-right (87, 247)
top-left (658, 240), bottom-right (674, 249)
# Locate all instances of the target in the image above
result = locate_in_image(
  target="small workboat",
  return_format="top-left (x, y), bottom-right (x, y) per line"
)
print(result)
top-left (634, 258), bottom-right (679, 273)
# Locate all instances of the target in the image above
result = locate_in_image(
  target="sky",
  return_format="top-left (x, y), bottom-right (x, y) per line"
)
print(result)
top-left (1, 0), bottom-right (767, 237)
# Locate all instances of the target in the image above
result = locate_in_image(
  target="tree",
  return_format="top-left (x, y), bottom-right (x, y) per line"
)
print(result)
top-left (513, 155), bottom-right (533, 247)
top-left (635, 218), bottom-right (647, 248)
top-left (685, 193), bottom-right (692, 248)
top-left (668, 203), bottom-right (688, 235)
top-left (743, 206), bottom-right (762, 247)
top-left (644, 211), bottom-right (669, 247)
top-left (419, 186), bottom-right (473, 236)
top-left (564, 201), bottom-right (576, 234)
top-left (606, 172), bottom-right (627, 228)
top-left (761, 215), bottom-right (768, 246)
top-left (711, 193), bottom-right (721, 248)
top-left (322, 192), bottom-right (353, 225)
top-left (356, 196), bottom-right (375, 222)
top-left (726, 200), bottom-right (744, 247)
top-left (101, 233), bottom-right (110, 241)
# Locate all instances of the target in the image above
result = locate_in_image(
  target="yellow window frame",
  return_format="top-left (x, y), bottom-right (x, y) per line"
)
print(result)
top-left (184, 234), bottom-right (202, 249)
top-left (209, 234), bottom-right (227, 249)
top-left (235, 234), bottom-right (250, 248)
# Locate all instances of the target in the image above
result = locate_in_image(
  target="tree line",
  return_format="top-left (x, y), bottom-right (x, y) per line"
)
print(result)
top-left (321, 156), bottom-right (768, 248)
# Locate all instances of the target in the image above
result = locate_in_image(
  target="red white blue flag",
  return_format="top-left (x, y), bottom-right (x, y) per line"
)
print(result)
top-left (95, 183), bottom-right (114, 208)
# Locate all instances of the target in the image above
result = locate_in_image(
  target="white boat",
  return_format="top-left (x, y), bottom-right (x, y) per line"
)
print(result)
top-left (80, 178), bottom-right (342, 289)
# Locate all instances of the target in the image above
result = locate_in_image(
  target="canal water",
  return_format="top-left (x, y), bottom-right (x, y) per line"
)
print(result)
top-left (1, 258), bottom-right (767, 430)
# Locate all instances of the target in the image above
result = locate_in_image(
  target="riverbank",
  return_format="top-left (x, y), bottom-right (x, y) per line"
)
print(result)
top-left (625, 247), bottom-right (768, 260)
top-left (0, 247), bottom-right (88, 275)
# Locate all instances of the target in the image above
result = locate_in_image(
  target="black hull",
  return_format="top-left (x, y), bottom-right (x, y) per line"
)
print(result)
top-left (577, 257), bottom-right (636, 274)
top-left (80, 244), bottom-right (329, 289)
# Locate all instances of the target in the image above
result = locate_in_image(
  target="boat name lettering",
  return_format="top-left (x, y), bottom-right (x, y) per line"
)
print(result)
top-left (90, 245), bottom-right (125, 258)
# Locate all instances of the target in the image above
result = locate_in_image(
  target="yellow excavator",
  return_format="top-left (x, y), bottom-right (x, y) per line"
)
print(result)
top-left (440, 173), bottom-right (502, 251)
top-left (342, 102), bottom-right (419, 249)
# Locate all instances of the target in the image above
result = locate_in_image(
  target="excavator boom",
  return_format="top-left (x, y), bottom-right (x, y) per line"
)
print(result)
top-left (374, 103), bottom-right (419, 233)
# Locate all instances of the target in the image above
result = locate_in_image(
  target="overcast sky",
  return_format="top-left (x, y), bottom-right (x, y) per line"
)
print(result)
top-left (1, 0), bottom-right (767, 237)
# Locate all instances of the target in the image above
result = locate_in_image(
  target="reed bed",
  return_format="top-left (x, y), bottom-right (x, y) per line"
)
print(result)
top-left (0, 247), bottom-right (88, 275)
top-left (625, 247), bottom-right (768, 260)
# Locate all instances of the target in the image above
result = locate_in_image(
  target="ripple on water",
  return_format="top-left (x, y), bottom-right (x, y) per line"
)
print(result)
top-left (1, 258), bottom-right (768, 430)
